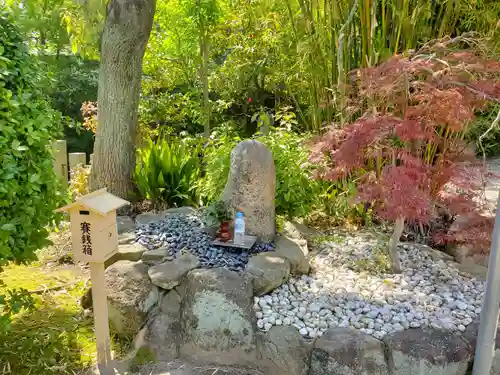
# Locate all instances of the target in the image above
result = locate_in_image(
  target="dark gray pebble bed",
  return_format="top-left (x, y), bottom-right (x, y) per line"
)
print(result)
top-left (135, 213), bottom-right (274, 272)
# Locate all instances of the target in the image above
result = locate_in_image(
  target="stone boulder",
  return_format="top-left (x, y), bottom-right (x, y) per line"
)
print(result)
top-left (462, 321), bottom-right (500, 374)
top-left (134, 289), bottom-right (182, 361)
top-left (221, 140), bottom-right (276, 242)
top-left (383, 327), bottom-right (473, 375)
top-left (178, 267), bottom-right (257, 366)
top-left (136, 212), bottom-right (163, 226)
top-left (148, 254), bottom-right (200, 290)
top-left (118, 232), bottom-right (137, 245)
top-left (142, 248), bottom-right (172, 266)
top-left (106, 261), bottom-right (160, 339)
top-left (274, 234), bottom-right (309, 274)
top-left (105, 242), bottom-right (147, 268)
top-left (257, 325), bottom-right (312, 375)
top-left (245, 252), bottom-right (290, 295)
top-left (309, 328), bottom-right (388, 375)
top-left (117, 216), bottom-right (135, 234)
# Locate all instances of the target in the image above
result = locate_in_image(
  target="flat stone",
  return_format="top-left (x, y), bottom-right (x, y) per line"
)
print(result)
top-left (310, 328), bottom-right (388, 375)
top-left (383, 327), bottom-right (473, 375)
top-left (179, 268), bottom-right (257, 366)
top-left (246, 252), bottom-right (290, 296)
top-left (136, 212), bottom-right (163, 226)
top-left (221, 140), bottom-right (276, 242)
top-left (106, 261), bottom-right (160, 339)
top-left (142, 248), bottom-right (171, 266)
top-left (148, 254), bottom-right (199, 290)
top-left (274, 234), bottom-right (309, 274)
top-left (105, 242), bottom-right (147, 268)
top-left (118, 232), bottom-right (136, 245)
top-left (117, 216), bottom-right (135, 234)
top-left (257, 325), bottom-right (311, 375)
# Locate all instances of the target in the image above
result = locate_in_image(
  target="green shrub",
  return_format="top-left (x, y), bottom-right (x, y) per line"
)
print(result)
top-left (467, 104), bottom-right (500, 157)
top-left (0, 11), bottom-right (63, 331)
top-left (201, 125), bottom-right (321, 218)
top-left (135, 138), bottom-right (202, 208)
top-left (0, 11), bottom-right (63, 265)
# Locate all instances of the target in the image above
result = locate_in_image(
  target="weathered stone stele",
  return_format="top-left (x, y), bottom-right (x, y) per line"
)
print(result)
top-left (221, 140), bottom-right (276, 242)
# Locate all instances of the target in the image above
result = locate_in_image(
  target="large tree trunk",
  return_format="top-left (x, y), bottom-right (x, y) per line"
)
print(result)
top-left (90, 0), bottom-right (156, 199)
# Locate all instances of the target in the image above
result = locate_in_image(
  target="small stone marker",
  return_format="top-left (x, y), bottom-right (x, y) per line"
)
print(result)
top-left (52, 140), bottom-right (68, 189)
top-left (56, 188), bottom-right (129, 372)
top-left (69, 152), bottom-right (87, 170)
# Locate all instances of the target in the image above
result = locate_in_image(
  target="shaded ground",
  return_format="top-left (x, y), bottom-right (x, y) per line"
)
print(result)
top-left (0, 229), bottom-right (117, 375)
top-left (81, 359), bottom-right (266, 375)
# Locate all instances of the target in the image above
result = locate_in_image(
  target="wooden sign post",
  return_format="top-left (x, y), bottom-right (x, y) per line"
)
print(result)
top-left (56, 188), bottom-right (130, 371)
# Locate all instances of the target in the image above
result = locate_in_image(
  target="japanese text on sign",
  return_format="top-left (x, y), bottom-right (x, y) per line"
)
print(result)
top-left (81, 222), bottom-right (92, 255)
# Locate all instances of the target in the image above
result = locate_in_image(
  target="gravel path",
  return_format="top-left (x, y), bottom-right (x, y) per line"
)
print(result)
top-left (254, 233), bottom-right (484, 340)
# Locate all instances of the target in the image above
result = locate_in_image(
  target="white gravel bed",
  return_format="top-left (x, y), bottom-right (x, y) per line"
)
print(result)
top-left (253, 234), bottom-right (485, 339)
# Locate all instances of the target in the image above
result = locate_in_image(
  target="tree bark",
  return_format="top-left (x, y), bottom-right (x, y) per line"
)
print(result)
top-left (90, 0), bottom-right (156, 199)
top-left (388, 216), bottom-right (404, 273)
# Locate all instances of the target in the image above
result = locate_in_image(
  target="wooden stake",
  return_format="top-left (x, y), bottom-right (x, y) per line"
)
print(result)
top-left (90, 262), bottom-right (112, 369)
top-left (52, 140), bottom-right (68, 189)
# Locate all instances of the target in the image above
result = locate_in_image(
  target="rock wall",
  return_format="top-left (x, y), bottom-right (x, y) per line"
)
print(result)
top-left (124, 263), bottom-right (482, 375)
top-left (105, 212), bottom-right (488, 375)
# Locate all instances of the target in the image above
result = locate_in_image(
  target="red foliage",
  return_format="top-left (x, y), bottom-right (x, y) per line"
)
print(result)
top-left (311, 38), bottom-right (500, 253)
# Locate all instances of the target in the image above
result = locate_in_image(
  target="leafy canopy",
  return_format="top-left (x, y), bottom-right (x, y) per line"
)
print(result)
top-left (0, 10), bottom-right (64, 265)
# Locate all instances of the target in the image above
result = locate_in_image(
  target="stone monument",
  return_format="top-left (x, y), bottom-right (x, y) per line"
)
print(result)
top-left (221, 140), bottom-right (276, 242)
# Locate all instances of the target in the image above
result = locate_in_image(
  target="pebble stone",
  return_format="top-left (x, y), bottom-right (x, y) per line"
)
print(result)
top-left (254, 234), bottom-right (485, 340)
top-left (135, 213), bottom-right (274, 272)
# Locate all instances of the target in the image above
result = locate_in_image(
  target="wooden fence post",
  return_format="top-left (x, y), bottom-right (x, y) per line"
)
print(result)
top-left (69, 152), bottom-right (87, 171)
top-left (52, 140), bottom-right (68, 189)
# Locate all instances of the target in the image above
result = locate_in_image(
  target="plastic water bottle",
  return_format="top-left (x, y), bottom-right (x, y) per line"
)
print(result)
top-left (234, 212), bottom-right (245, 245)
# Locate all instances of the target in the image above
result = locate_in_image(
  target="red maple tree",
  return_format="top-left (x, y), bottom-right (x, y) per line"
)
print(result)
top-left (311, 36), bottom-right (500, 272)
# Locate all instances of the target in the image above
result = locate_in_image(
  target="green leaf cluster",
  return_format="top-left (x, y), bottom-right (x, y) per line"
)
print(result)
top-left (467, 104), bottom-right (500, 157)
top-left (0, 286), bottom-right (35, 332)
top-left (0, 11), bottom-right (64, 265)
top-left (200, 123), bottom-right (322, 218)
top-left (135, 138), bottom-right (203, 208)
